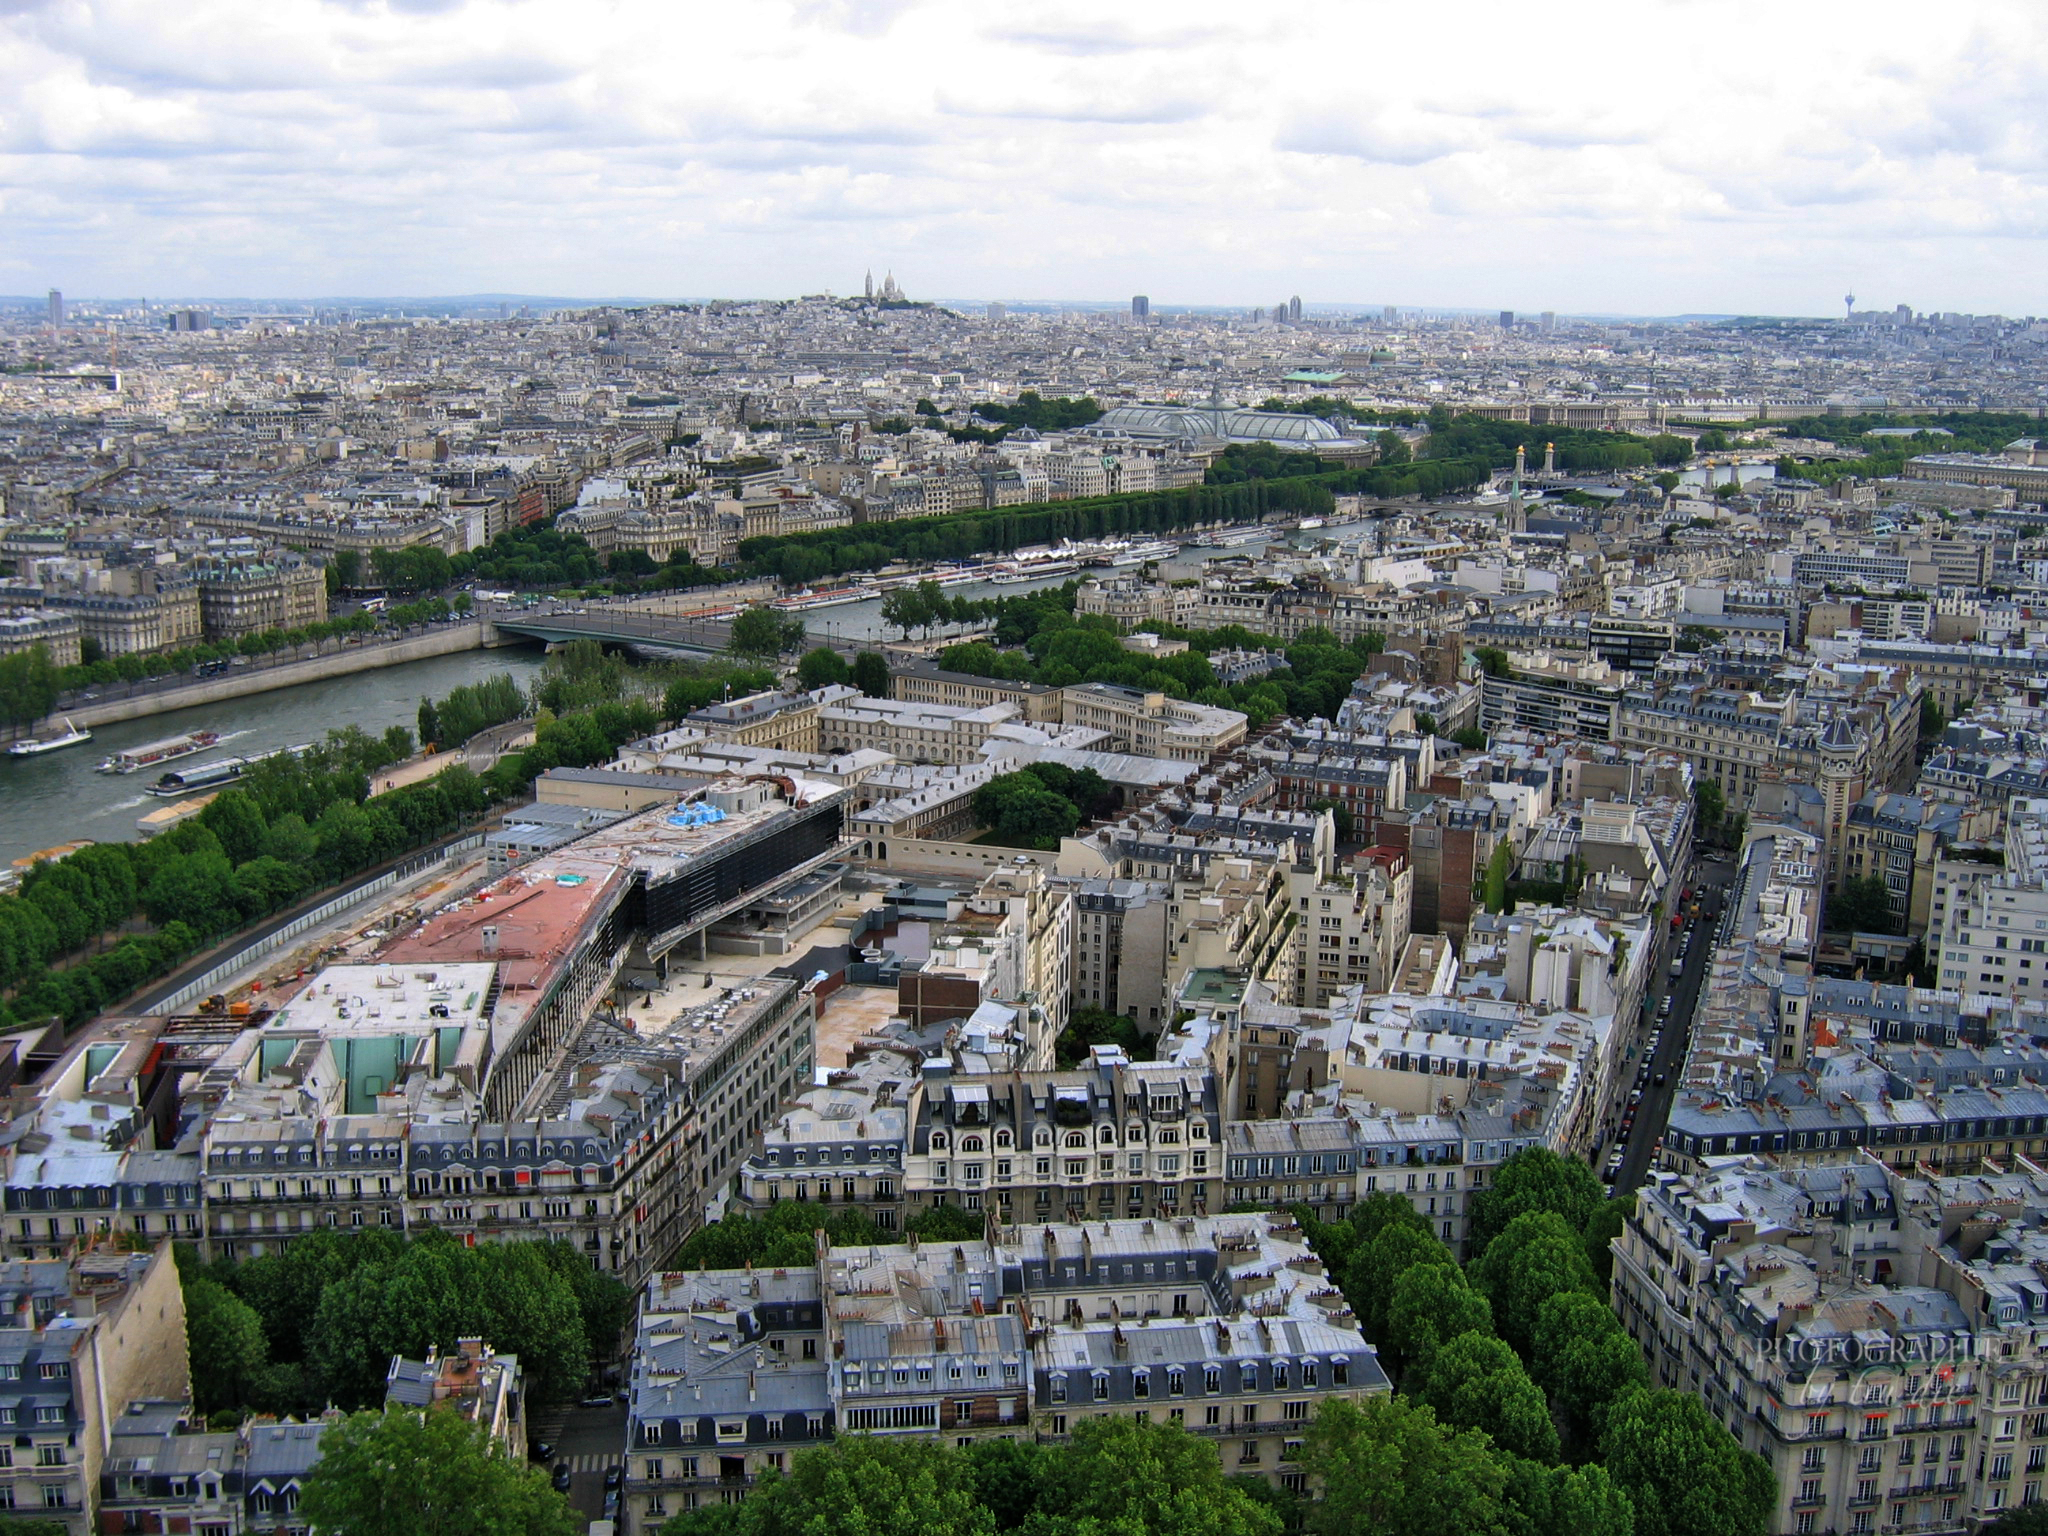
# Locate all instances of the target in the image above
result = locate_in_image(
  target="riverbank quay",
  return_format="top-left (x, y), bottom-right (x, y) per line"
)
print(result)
top-left (10, 622), bottom-right (525, 735)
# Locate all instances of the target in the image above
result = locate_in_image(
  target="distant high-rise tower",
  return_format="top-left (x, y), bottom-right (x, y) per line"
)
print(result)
top-left (1382, 305), bottom-right (1397, 323)
top-left (1275, 299), bottom-right (1291, 324)
top-left (1844, 293), bottom-right (1856, 320)
top-left (1540, 311), bottom-right (1555, 331)
top-left (1499, 310), bottom-right (1515, 330)
top-left (987, 301), bottom-right (1007, 322)
top-left (865, 270), bottom-right (874, 301)
top-left (46, 289), bottom-right (61, 327)
top-left (1252, 307), bottom-right (1266, 322)
top-left (1289, 295), bottom-right (1302, 321)
top-left (1131, 294), bottom-right (1149, 319)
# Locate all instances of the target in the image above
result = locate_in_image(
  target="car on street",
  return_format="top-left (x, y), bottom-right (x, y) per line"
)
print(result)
top-left (531, 1442), bottom-right (553, 1464)
top-left (581, 1393), bottom-right (614, 1408)
top-left (552, 1461), bottom-right (573, 1492)
top-left (604, 1466), bottom-right (623, 1491)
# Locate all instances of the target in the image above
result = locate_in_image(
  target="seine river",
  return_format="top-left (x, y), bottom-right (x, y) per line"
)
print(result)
top-left (0, 647), bottom-right (550, 867)
top-left (0, 521), bottom-right (1322, 866)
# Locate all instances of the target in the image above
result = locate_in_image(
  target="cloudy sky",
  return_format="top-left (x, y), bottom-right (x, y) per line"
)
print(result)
top-left (2, 0), bottom-right (2043, 314)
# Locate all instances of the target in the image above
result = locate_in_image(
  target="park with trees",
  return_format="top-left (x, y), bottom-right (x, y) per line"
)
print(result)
top-left (179, 1228), bottom-right (633, 1421)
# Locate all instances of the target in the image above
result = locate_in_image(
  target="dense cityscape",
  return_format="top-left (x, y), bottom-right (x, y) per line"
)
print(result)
top-left (5, 0), bottom-right (2048, 1522)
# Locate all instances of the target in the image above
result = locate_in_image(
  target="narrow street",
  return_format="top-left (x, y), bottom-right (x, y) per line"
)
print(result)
top-left (1605, 853), bottom-right (1736, 1198)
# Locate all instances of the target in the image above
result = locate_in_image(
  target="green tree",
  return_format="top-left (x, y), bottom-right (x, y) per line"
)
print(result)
top-left (851, 651), bottom-right (891, 698)
top-left (1414, 1331), bottom-right (1559, 1463)
top-left (1597, 1389), bottom-right (1773, 1536)
top-left (1375, 429), bottom-right (1412, 466)
top-left (904, 1202), bottom-right (984, 1241)
top-left (964, 1437), bottom-right (1046, 1528)
top-left (1503, 1459), bottom-right (1637, 1536)
top-left (184, 1278), bottom-right (269, 1414)
top-left (298, 1406), bottom-right (579, 1536)
top-left (1028, 1416), bottom-right (1283, 1536)
top-left (743, 1436), bottom-right (994, 1536)
top-left (418, 697), bottom-right (441, 749)
top-left (797, 648), bottom-right (851, 689)
top-left (1305, 1395), bottom-right (1511, 1536)
top-left (880, 585), bottom-right (933, 638)
top-left (1466, 1147), bottom-right (1607, 1260)
top-left (1828, 874), bottom-right (1897, 935)
top-left (1692, 780), bottom-right (1724, 841)
top-left (1344, 1221), bottom-right (1456, 1341)
top-left (1583, 1194), bottom-right (1631, 1283)
top-left (1482, 839), bottom-right (1513, 915)
top-left (1469, 1212), bottom-right (1598, 1357)
top-left (1384, 1263), bottom-right (1493, 1382)
top-left (1919, 693), bottom-right (1947, 740)
top-left (1981, 1508), bottom-right (2048, 1536)
top-left (730, 605), bottom-right (799, 657)
top-left (1530, 1290), bottom-right (1649, 1460)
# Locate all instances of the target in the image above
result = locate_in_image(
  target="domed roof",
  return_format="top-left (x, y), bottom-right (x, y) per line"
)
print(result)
top-left (1093, 404), bottom-right (1344, 446)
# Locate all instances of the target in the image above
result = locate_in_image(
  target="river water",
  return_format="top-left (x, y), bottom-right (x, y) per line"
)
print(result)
top-left (0, 646), bottom-right (550, 866)
top-left (0, 521), bottom-right (1335, 866)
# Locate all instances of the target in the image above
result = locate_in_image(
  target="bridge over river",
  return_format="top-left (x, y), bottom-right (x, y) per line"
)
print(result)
top-left (485, 600), bottom-right (874, 659)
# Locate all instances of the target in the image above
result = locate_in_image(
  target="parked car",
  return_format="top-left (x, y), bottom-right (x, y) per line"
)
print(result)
top-left (531, 1441), bottom-right (553, 1464)
top-left (552, 1461), bottom-right (573, 1492)
top-left (581, 1392), bottom-right (614, 1408)
top-left (604, 1466), bottom-right (624, 1491)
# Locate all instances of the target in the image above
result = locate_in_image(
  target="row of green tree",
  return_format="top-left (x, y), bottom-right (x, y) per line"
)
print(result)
top-left (1291, 1147), bottom-right (1772, 1536)
top-left (420, 670), bottom-right (528, 749)
top-left (735, 477), bottom-right (1341, 588)
top-left (794, 647), bottom-right (894, 699)
top-left (1204, 435), bottom-right (1408, 484)
top-left (0, 663), bottom-right (677, 1033)
top-left (1420, 416), bottom-right (1693, 473)
top-left (968, 391), bottom-right (1104, 433)
top-left (1257, 395), bottom-right (1425, 426)
top-left (0, 613), bottom-right (399, 728)
top-left (180, 1229), bottom-right (634, 1417)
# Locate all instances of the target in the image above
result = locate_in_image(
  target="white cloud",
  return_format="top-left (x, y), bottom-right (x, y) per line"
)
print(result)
top-left (2, 0), bottom-right (2047, 311)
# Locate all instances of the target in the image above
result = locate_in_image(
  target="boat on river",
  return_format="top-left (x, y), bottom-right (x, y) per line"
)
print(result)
top-left (8, 719), bottom-right (92, 757)
top-left (95, 730), bottom-right (221, 775)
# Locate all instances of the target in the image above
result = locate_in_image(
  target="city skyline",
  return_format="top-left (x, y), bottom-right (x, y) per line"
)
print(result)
top-left (4, 0), bottom-right (2044, 314)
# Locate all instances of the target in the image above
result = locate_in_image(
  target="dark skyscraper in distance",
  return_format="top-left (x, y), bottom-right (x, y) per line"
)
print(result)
top-left (1289, 295), bottom-right (1302, 321)
top-left (45, 289), bottom-right (61, 327)
top-left (1499, 310), bottom-right (1515, 329)
top-left (1130, 294), bottom-right (1149, 318)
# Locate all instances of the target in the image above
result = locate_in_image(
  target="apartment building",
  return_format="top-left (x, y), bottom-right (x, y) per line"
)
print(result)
top-left (0, 608), bottom-right (80, 669)
top-left (1064, 877), bottom-right (1170, 1025)
top-left (1290, 851), bottom-right (1413, 1009)
top-left (384, 1338), bottom-right (527, 1458)
top-left (190, 557), bottom-right (327, 639)
top-left (1061, 684), bottom-right (1247, 762)
top-left (0, 1244), bottom-right (191, 1536)
top-left (1842, 793), bottom-right (1993, 937)
top-left (45, 580), bottom-right (202, 656)
top-left (899, 861), bottom-right (1073, 1066)
top-left (621, 1214), bottom-right (1387, 1527)
top-left (1478, 654), bottom-right (1628, 742)
top-left (1612, 1156), bottom-right (2048, 1536)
